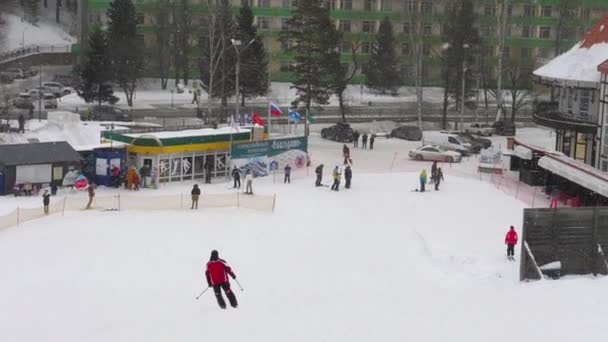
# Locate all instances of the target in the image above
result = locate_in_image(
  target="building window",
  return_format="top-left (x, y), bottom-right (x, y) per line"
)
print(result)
top-left (340, 40), bottom-right (352, 53)
top-left (136, 13), bottom-right (144, 25)
top-left (258, 0), bottom-right (270, 7)
top-left (541, 6), bottom-right (552, 17)
top-left (381, 0), bottom-right (391, 11)
top-left (362, 21), bottom-right (375, 34)
top-left (421, 1), bottom-right (432, 14)
top-left (580, 89), bottom-right (591, 117)
top-left (422, 44), bottom-right (430, 56)
top-left (484, 6), bottom-right (495, 16)
top-left (583, 9), bottom-right (591, 20)
top-left (341, 0), bottom-right (352, 10)
top-left (539, 26), bottom-right (551, 39)
top-left (257, 17), bottom-right (270, 30)
top-left (502, 46), bottom-right (510, 59)
top-left (362, 42), bottom-right (371, 54)
top-left (524, 5), bottom-right (536, 17)
top-left (481, 25), bottom-right (493, 37)
top-left (282, 0), bottom-right (291, 8)
top-left (507, 4), bottom-right (513, 16)
top-left (562, 131), bottom-right (572, 156)
top-left (403, 23), bottom-right (410, 34)
top-left (339, 20), bottom-right (351, 32)
top-left (575, 133), bottom-right (587, 162)
top-left (567, 88), bottom-right (574, 110)
top-left (364, 0), bottom-right (376, 11)
top-left (522, 26), bottom-right (532, 38)
top-left (405, 1), bottom-right (416, 13)
top-left (402, 42), bottom-right (411, 55)
top-left (423, 23), bottom-right (432, 36)
top-left (325, 0), bottom-right (337, 10)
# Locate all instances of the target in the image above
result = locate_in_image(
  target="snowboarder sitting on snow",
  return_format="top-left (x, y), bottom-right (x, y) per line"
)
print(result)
top-left (343, 144), bottom-right (352, 165)
top-left (191, 184), bottom-right (201, 209)
top-left (205, 250), bottom-right (238, 309)
top-left (315, 164), bottom-right (324, 187)
top-left (331, 166), bottom-right (341, 191)
top-left (361, 133), bottom-right (368, 149)
top-left (434, 168), bottom-right (444, 191)
top-left (344, 165), bottom-right (352, 189)
top-left (430, 161), bottom-right (438, 183)
top-left (419, 169), bottom-right (428, 192)
top-left (505, 226), bottom-right (518, 259)
top-left (231, 166), bottom-right (241, 189)
top-left (284, 164), bottom-right (292, 184)
top-left (244, 170), bottom-right (253, 195)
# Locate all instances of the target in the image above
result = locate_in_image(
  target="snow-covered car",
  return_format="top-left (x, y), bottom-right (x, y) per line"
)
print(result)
top-left (390, 125), bottom-right (422, 141)
top-left (12, 93), bottom-right (34, 109)
top-left (41, 82), bottom-right (70, 97)
top-left (492, 120), bottom-right (516, 136)
top-left (42, 94), bottom-right (58, 109)
top-left (321, 122), bottom-right (354, 143)
top-left (408, 145), bottom-right (462, 163)
top-left (464, 122), bottom-right (495, 136)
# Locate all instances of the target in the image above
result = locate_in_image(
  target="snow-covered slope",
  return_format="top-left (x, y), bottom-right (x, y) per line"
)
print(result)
top-left (1, 13), bottom-right (75, 51)
top-left (0, 167), bottom-right (606, 341)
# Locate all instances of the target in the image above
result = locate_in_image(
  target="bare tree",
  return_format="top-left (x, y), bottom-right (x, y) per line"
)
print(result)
top-left (494, 0), bottom-right (509, 122)
top-left (150, 0), bottom-right (171, 89)
top-left (331, 40), bottom-right (360, 122)
top-left (405, 0), bottom-right (427, 130)
top-left (551, 0), bottom-right (580, 101)
top-left (490, 59), bottom-right (535, 122)
top-left (172, 0), bottom-right (194, 86)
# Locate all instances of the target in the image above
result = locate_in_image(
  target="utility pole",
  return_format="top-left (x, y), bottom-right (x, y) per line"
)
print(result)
top-left (461, 44), bottom-right (470, 131)
top-left (38, 64), bottom-right (42, 121)
top-left (495, 0), bottom-right (509, 123)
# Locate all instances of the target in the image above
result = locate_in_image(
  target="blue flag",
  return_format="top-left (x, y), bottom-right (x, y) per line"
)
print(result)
top-left (289, 110), bottom-right (301, 122)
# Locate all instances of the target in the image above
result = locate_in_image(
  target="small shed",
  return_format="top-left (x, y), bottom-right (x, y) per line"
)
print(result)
top-left (0, 142), bottom-right (83, 195)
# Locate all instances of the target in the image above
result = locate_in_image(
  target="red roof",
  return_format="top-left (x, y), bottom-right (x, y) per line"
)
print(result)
top-left (598, 59), bottom-right (608, 73)
top-left (581, 16), bottom-right (608, 48)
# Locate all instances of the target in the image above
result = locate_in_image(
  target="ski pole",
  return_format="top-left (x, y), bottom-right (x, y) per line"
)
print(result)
top-left (234, 279), bottom-right (244, 291)
top-left (195, 286), bottom-right (210, 300)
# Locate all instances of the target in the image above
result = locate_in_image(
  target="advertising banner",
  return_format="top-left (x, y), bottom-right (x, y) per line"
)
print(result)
top-left (231, 137), bottom-right (308, 177)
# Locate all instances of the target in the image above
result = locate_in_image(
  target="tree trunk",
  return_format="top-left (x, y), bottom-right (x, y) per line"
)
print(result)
top-left (338, 91), bottom-right (346, 122)
top-left (494, 0), bottom-right (508, 122)
top-left (441, 70), bottom-right (450, 130)
top-left (56, 0), bottom-right (60, 23)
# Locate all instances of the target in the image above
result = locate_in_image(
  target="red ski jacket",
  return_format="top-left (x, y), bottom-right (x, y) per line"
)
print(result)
top-left (206, 259), bottom-right (235, 286)
top-left (505, 230), bottom-right (518, 245)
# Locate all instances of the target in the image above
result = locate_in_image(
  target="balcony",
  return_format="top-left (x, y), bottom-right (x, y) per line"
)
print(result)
top-left (533, 101), bottom-right (598, 134)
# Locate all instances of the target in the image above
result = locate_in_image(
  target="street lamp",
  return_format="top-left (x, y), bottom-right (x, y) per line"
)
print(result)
top-left (230, 38), bottom-right (256, 125)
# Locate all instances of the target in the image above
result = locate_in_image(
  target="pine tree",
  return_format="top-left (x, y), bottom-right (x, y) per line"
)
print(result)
top-left (107, 0), bottom-right (143, 107)
top-left (278, 0), bottom-right (341, 112)
top-left (23, 0), bottom-right (40, 25)
top-left (235, 3), bottom-right (268, 106)
top-left (77, 30), bottom-right (119, 106)
top-left (364, 17), bottom-right (401, 95)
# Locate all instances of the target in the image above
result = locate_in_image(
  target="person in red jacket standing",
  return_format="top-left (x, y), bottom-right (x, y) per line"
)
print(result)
top-left (504, 226), bottom-right (518, 260)
top-left (205, 250), bottom-right (238, 309)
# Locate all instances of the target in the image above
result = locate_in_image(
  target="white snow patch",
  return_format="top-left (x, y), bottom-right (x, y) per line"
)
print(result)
top-left (540, 261), bottom-right (562, 271)
top-left (1, 13), bottom-right (75, 51)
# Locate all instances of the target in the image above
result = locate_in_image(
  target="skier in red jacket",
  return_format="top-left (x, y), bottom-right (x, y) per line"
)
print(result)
top-left (205, 250), bottom-right (238, 309)
top-left (504, 226), bottom-right (518, 259)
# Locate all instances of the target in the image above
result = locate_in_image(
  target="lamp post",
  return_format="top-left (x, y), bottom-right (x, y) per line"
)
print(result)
top-left (460, 44), bottom-right (470, 131)
top-left (230, 38), bottom-right (255, 124)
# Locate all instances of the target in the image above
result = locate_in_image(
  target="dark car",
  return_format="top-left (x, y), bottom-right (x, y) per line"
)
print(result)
top-left (456, 132), bottom-right (492, 149)
top-left (92, 106), bottom-right (131, 122)
top-left (492, 120), bottom-right (516, 136)
top-left (321, 122), bottom-right (354, 142)
top-left (390, 125), bottom-right (422, 141)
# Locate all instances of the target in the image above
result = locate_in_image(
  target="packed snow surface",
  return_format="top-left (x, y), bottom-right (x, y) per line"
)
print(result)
top-left (533, 41), bottom-right (608, 84)
top-left (1, 13), bottom-right (75, 51)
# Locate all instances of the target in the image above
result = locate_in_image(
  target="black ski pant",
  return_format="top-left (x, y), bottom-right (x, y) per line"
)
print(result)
top-left (354, 140), bottom-right (358, 148)
top-left (233, 177), bottom-right (240, 188)
top-left (362, 141), bottom-right (367, 149)
top-left (315, 175), bottom-right (322, 186)
top-left (284, 174), bottom-right (290, 184)
top-left (331, 179), bottom-right (340, 191)
top-left (370, 142), bottom-right (374, 150)
top-left (507, 244), bottom-right (515, 257)
top-left (420, 181), bottom-right (425, 192)
top-left (213, 282), bottom-right (238, 309)
top-left (345, 178), bottom-right (351, 189)
top-left (435, 180), bottom-right (441, 191)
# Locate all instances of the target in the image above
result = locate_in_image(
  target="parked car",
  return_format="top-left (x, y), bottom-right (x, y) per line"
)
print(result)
top-left (464, 122), bottom-right (495, 136)
top-left (23, 68), bottom-right (38, 78)
top-left (5, 68), bottom-right (25, 79)
top-left (422, 131), bottom-right (472, 156)
top-left (390, 125), bottom-right (422, 141)
top-left (92, 106), bottom-right (131, 121)
top-left (53, 74), bottom-right (76, 87)
top-left (12, 93), bottom-right (34, 109)
top-left (455, 132), bottom-right (492, 149)
top-left (492, 120), bottom-right (516, 136)
top-left (41, 82), bottom-right (70, 97)
top-left (42, 94), bottom-right (58, 109)
top-left (0, 72), bottom-right (15, 84)
top-left (320, 122), bottom-right (354, 142)
top-left (408, 145), bottom-right (462, 163)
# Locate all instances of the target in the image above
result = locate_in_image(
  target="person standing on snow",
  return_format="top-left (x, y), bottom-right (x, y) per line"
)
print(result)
top-left (191, 184), bottom-right (201, 209)
top-left (315, 164), bottom-right (324, 187)
top-left (244, 170), bottom-right (253, 195)
top-left (284, 164), bottom-right (292, 184)
top-left (86, 184), bottom-right (96, 209)
top-left (361, 133), bottom-right (368, 149)
top-left (434, 167), bottom-right (444, 191)
top-left (353, 131), bottom-right (359, 148)
top-left (430, 161), bottom-right (438, 183)
top-left (370, 134), bottom-right (376, 150)
top-left (343, 144), bottom-right (352, 165)
top-left (18, 114), bottom-right (26, 134)
top-left (205, 250), bottom-right (238, 309)
top-left (344, 165), bottom-right (352, 189)
top-left (505, 226), bottom-right (518, 259)
top-left (419, 169), bottom-right (428, 192)
top-left (231, 166), bottom-right (241, 189)
top-left (42, 190), bottom-right (50, 215)
top-left (331, 166), bottom-right (342, 191)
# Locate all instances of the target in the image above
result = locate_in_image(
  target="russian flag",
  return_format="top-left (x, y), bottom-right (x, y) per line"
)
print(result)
top-left (289, 110), bottom-right (301, 122)
top-left (270, 102), bottom-right (282, 116)
top-left (253, 112), bottom-right (265, 126)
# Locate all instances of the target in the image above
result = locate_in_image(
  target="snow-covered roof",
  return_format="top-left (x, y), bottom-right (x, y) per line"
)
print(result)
top-left (124, 126), bottom-right (252, 139)
top-left (538, 155), bottom-right (608, 198)
top-left (534, 16), bottom-right (608, 85)
top-left (512, 145), bottom-right (533, 160)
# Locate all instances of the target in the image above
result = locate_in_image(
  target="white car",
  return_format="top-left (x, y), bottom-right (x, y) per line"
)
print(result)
top-left (464, 122), bottom-right (495, 136)
top-left (41, 82), bottom-right (69, 97)
top-left (408, 145), bottom-right (462, 163)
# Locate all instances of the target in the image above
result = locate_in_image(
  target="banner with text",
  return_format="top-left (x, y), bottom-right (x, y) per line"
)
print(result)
top-left (231, 137), bottom-right (309, 177)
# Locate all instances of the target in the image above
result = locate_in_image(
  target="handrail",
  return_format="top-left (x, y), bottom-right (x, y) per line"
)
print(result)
top-left (0, 44), bottom-right (72, 63)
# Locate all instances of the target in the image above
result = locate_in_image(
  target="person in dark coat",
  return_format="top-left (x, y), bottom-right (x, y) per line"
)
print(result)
top-left (315, 164), bottom-right (324, 187)
top-left (370, 134), bottom-right (376, 150)
top-left (353, 131), bottom-right (359, 148)
top-left (231, 166), bottom-right (241, 189)
top-left (344, 165), bottom-right (352, 189)
top-left (434, 167), bottom-right (444, 191)
top-left (50, 182), bottom-right (58, 196)
top-left (430, 161), bottom-right (438, 184)
top-left (191, 184), bottom-right (201, 209)
top-left (18, 114), bottom-right (25, 134)
top-left (284, 164), bottom-right (292, 184)
top-left (343, 144), bottom-right (351, 165)
top-left (205, 162), bottom-right (213, 184)
top-left (42, 190), bottom-right (50, 214)
top-left (139, 164), bottom-right (150, 188)
top-left (361, 133), bottom-right (368, 149)
top-left (205, 250), bottom-right (238, 309)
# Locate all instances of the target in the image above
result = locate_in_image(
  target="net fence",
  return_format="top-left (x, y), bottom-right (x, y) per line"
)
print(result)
top-left (0, 192), bottom-right (275, 232)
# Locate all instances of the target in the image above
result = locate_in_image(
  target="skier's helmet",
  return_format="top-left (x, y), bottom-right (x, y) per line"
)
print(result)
top-left (211, 250), bottom-right (219, 260)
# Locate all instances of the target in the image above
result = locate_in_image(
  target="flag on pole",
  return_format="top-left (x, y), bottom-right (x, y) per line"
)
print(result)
top-left (288, 110), bottom-right (301, 122)
top-left (253, 112), bottom-right (265, 126)
top-left (270, 103), bottom-right (282, 116)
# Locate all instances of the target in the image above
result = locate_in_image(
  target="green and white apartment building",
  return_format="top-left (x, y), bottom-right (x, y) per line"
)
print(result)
top-left (79, 0), bottom-right (608, 83)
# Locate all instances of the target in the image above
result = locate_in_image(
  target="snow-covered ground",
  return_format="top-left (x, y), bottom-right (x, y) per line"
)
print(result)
top-left (0, 12), bottom-right (75, 51)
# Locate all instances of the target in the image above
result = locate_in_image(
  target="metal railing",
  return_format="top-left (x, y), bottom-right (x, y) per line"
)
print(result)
top-left (0, 44), bottom-right (72, 64)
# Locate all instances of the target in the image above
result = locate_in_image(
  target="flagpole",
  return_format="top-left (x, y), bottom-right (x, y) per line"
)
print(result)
top-left (267, 65), bottom-right (271, 138)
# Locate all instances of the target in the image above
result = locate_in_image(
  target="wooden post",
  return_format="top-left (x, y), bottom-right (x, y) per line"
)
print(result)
top-left (117, 194), bottom-right (121, 211)
top-left (16, 207), bottom-right (20, 226)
